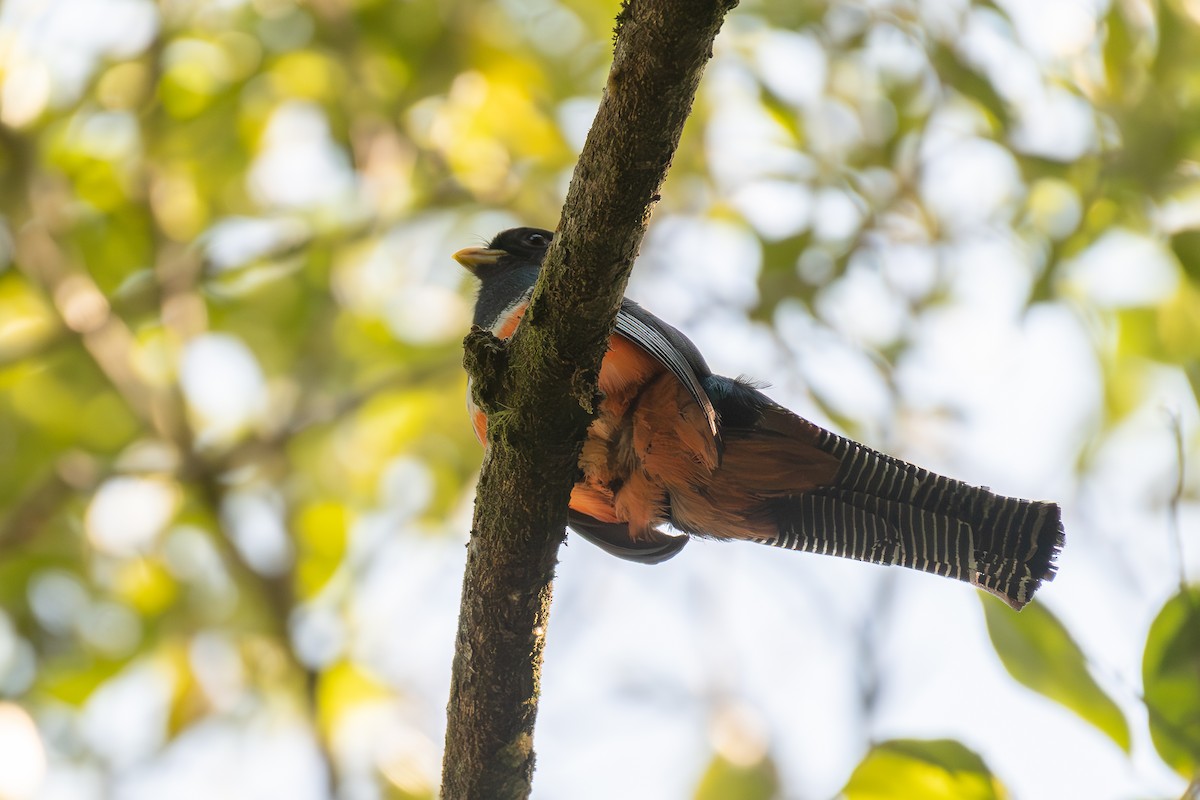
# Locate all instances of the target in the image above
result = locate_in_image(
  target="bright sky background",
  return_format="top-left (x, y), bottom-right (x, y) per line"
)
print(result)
top-left (1, 0), bottom-right (1198, 798)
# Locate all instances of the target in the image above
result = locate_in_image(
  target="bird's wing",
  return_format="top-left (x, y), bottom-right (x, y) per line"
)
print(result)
top-left (614, 301), bottom-right (720, 442)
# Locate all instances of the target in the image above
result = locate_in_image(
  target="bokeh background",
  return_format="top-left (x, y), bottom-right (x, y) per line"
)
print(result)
top-left (1, 0), bottom-right (1198, 798)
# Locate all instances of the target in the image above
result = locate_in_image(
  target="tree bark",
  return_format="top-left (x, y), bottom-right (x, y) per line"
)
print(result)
top-left (439, 0), bottom-right (738, 797)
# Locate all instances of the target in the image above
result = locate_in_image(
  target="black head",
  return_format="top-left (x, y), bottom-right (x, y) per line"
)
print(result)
top-left (452, 227), bottom-right (554, 277)
top-left (454, 227), bottom-right (554, 328)
top-left (486, 227), bottom-right (553, 262)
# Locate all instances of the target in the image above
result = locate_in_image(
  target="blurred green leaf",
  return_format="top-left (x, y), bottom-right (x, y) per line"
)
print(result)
top-left (165, 641), bottom-right (210, 736)
top-left (1157, 279), bottom-right (1200, 362)
top-left (1185, 362), bottom-right (1200, 410)
top-left (930, 45), bottom-right (1009, 131)
top-left (1171, 232), bottom-right (1200, 282)
top-left (295, 500), bottom-right (349, 599)
top-left (759, 88), bottom-right (805, 142)
top-left (981, 595), bottom-right (1130, 752)
top-left (316, 660), bottom-right (393, 740)
top-left (381, 779), bottom-right (437, 800)
top-left (1143, 586), bottom-right (1200, 777)
top-left (39, 656), bottom-right (125, 706)
top-left (840, 739), bottom-right (1006, 800)
top-left (1103, 3), bottom-right (1135, 102)
top-left (694, 752), bottom-right (780, 800)
top-left (1101, 355), bottom-right (1151, 425)
top-left (1117, 308), bottom-right (1164, 360)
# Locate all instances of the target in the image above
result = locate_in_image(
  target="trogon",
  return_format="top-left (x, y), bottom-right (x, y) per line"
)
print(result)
top-left (454, 227), bottom-right (1063, 610)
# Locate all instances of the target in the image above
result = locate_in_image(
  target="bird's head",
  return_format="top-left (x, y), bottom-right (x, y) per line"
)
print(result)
top-left (455, 227), bottom-right (554, 328)
top-left (453, 227), bottom-right (554, 277)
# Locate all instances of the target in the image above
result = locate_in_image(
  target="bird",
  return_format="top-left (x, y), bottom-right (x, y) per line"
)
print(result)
top-left (454, 227), bottom-right (1063, 610)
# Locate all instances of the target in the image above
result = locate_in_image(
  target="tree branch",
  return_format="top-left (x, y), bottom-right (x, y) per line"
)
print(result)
top-left (440, 0), bottom-right (738, 797)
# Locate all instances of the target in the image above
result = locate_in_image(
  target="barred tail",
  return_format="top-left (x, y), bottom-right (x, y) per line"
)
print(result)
top-left (771, 428), bottom-right (1064, 610)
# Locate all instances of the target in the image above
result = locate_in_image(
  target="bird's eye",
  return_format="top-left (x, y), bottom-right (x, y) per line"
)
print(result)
top-left (526, 232), bottom-right (549, 247)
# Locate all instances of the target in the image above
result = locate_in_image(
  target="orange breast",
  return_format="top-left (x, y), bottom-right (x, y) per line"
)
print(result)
top-left (467, 318), bottom-right (720, 543)
top-left (495, 306), bottom-right (526, 340)
top-left (573, 334), bottom-right (720, 540)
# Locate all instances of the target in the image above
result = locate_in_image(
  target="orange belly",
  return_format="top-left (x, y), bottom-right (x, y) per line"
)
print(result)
top-left (468, 322), bottom-right (721, 542)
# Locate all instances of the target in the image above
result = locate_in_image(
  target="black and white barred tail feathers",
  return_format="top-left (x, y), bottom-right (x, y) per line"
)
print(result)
top-left (769, 426), bottom-right (1063, 610)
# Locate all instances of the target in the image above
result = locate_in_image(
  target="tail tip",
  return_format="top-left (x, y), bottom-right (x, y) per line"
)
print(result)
top-left (986, 502), bottom-right (1065, 610)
